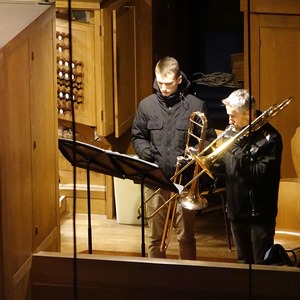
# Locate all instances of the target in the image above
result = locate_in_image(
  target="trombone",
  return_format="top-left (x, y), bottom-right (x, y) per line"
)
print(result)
top-left (137, 116), bottom-right (231, 220)
top-left (138, 96), bottom-right (293, 220)
top-left (160, 111), bottom-right (209, 252)
top-left (137, 111), bottom-right (225, 252)
top-left (193, 96), bottom-right (293, 178)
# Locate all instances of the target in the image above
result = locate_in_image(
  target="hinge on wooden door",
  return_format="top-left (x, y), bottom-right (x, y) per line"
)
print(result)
top-left (101, 110), bottom-right (104, 121)
top-left (99, 25), bottom-right (103, 36)
top-left (31, 52), bottom-right (34, 61)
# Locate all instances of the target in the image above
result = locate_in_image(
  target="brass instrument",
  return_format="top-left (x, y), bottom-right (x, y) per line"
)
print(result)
top-left (137, 115), bottom-right (232, 220)
top-left (177, 111), bottom-right (209, 210)
top-left (160, 111), bottom-right (208, 252)
top-left (193, 96), bottom-right (293, 179)
top-left (136, 111), bottom-right (210, 252)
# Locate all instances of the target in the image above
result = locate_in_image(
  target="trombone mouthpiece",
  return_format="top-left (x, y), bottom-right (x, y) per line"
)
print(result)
top-left (230, 125), bottom-right (239, 133)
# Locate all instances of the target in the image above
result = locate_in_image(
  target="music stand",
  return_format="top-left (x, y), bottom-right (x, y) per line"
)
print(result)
top-left (58, 138), bottom-right (179, 256)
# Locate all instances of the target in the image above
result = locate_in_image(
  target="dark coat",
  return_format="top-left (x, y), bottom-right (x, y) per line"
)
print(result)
top-left (131, 72), bottom-right (216, 179)
top-left (213, 120), bottom-right (283, 223)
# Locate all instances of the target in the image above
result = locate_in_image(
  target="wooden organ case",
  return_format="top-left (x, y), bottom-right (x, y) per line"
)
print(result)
top-left (0, 2), bottom-right (59, 299)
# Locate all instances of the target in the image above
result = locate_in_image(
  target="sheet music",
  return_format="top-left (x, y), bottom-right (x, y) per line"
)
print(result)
top-left (105, 149), bottom-right (159, 168)
top-left (174, 183), bottom-right (184, 194)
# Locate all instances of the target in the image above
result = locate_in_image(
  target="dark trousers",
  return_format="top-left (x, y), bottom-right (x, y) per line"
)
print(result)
top-left (231, 220), bottom-right (275, 264)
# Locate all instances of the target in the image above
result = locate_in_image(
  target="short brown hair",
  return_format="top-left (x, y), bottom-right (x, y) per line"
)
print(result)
top-left (155, 56), bottom-right (181, 79)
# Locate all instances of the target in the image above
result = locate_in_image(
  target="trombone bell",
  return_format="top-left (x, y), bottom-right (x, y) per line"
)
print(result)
top-left (193, 154), bottom-right (214, 179)
top-left (178, 190), bottom-right (208, 210)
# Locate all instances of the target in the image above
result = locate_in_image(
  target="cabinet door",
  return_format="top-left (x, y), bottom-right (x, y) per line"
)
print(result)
top-left (31, 15), bottom-right (59, 251)
top-left (0, 37), bottom-right (34, 287)
top-left (251, 14), bottom-right (300, 177)
top-left (95, 9), bottom-right (114, 136)
top-left (113, 1), bottom-right (137, 137)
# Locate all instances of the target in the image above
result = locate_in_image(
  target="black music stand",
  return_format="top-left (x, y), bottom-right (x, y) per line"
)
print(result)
top-left (58, 138), bottom-right (178, 256)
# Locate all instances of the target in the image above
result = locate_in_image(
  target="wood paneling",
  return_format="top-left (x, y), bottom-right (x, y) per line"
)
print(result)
top-left (57, 120), bottom-right (115, 218)
top-left (113, 1), bottom-right (137, 137)
top-left (0, 3), bottom-right (59, 299)
top-left (31, 12), bottom-right (60, 252)
top-left (1, 33), bottom-right (34, 298)
top-left (32, 252), bottom-right (300, 299)
top-left (241, 0), bottom-right (300, 15)
top-left (241, 0), bottom-right (300, 177)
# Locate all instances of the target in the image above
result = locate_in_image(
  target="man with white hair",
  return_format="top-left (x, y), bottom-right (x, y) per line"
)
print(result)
top-left (213, 89), bottom-right (283, 264)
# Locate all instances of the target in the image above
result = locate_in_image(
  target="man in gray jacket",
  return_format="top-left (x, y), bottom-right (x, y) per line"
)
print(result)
top-left (131, 56), bottom-right (216, 259)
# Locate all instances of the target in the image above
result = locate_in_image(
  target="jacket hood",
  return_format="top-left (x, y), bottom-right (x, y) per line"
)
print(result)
top-left (153, 71), bottom-right (191, 104)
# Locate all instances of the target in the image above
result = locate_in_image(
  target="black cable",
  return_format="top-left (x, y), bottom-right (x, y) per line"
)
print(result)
top-left (247, 1), bottom-right (253, 299)
top-left (247, 1), bottom-right (252, 124)
top-left (67, 1), bottom-right (78, 299)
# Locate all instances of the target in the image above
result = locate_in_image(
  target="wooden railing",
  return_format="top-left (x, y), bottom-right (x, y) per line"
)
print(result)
top-left (31, 252), bottom-right (300, 299)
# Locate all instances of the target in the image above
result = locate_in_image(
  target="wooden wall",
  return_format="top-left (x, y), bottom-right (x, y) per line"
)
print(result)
top-left (32, 252), bottom-right (300, 299)
top-left (241, 0), bottom-right (300, 177)
top-left (0, 3), bottom-right (59, 299)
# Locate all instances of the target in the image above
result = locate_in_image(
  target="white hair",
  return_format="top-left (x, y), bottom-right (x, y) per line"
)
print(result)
top-left (222, 89), bottom-right (256, 113)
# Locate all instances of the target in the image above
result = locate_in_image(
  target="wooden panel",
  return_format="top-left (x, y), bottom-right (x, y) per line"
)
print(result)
top-left (62, 196), bottom-right (106, 214)
top-left (105, 175), bottom-right (114, 218)
top-left (0, 4), bottom-right (58, 299)
top-left (275, 180), bottom-right (300, 251)
top-left (13, 258), bottom-right (32, 300)
top-left (260, 26), bottom-right (300, 177)
top-left (1, 37), bottom-right (33, 298)
top-left (252, 16), bottom-right (300, 177)
top-left (58, 153), bottom-right (106, 185)
top-left (58, 157), bottom-right (107, 215)
top-left (291, 127), bottom-right (300, 177)
top-left (113, 1), bottom-right (137, 137)
top-left (30, 13), bottom-right (59, 251)
top-left (32, 252), bottom-right (300, 299)
top-left (57, 121), bottom-right (115, 218)
top-left (56, 0), bottom-right (101, 9)
top-left (276, 181), bottom-right (300, 233)
top-left (134, 0), bottom-right (152, 102)
top-left (95, 9), bottom-right (114, 136)
top-left (241, 0), bottom-right (300, 15)
top-left (242, 2), bottom-right (300, 177)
